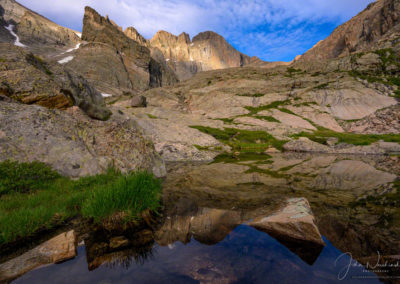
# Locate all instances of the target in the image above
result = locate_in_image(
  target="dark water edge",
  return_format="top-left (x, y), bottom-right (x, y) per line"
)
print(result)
top-left (13, 225), bottom-right (381, 284)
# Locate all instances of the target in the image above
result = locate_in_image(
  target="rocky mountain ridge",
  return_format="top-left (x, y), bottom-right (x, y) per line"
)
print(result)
top-left (298, 0), bottom-right (400, 61)
top-left (0, 0), bottom-right (399, 174)
top-left (0, 0), bottom-right (80, 54)
top-left (149, 30), bottom-right (253, 80)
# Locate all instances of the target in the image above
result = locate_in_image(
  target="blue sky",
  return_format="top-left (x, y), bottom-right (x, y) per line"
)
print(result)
top-left (19, 0), bottom-right (375, 62)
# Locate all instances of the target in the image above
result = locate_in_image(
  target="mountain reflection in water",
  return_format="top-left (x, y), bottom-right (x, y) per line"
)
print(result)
top-left (11, 154), bottom-right (400, 283)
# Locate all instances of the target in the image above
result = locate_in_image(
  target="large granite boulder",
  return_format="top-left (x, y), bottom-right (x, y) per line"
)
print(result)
top-left (0, 43), bottom-right (111, 120)
top-left (0, 100), bottom-right (166, 178)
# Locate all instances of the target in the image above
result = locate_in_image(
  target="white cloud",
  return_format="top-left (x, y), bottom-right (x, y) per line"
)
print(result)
top-left (17, 0), bottom-right (375, 61)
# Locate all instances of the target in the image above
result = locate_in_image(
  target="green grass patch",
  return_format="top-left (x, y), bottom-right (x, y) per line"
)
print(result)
top-left (278, 108), bottom-right (297, 115)
top-left (294, 101), bottom-right (318, 107)
top-left (314, 83), bottom-right (329, 90)
top-left (212, 152), bottom-right (272, 164)
top-left (194, 145), bottom-right (223, 151)
top-left (190, 126), bottom-right (287, 151)
top-left (285, 67), bottom-right (304, 77)
top-left (146, 113), bottom-right (158, 119)
top-left (291, 128), bottom-right (400, 146)
top-left (244, 100), bottom-right (291, 115)
top-left (374, 48), bottom-right (400, 70)
top-left (0, 162), bottom-right (162, 244)
top-left (25, 54), bottom-right (53, 76)
top-left (254, 116), bottom-right (280, 123)
top-left (214, 118), bottom-right (235, 124)
top-left (245, 166), bottom-right (289, 179)
top-left (0, 160), bottom-right (60, 196)
top-left (236, 93), bottom-right (265, 97)
top-left (82, 171), bottom-right (161, 223)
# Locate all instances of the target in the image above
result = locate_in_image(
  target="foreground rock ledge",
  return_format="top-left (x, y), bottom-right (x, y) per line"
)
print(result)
top-left (0, 230), bottom-right (77, 282)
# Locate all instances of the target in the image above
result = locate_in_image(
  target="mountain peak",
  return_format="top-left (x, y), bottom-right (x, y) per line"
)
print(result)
top-left (300, 0), bottom-right (400, 61)
top-left (178, 32), bottom-right (190, 44)
top-left (192, 31), bottom-right (223, 42)
top-left (124, 26), bottom-right (148, 46)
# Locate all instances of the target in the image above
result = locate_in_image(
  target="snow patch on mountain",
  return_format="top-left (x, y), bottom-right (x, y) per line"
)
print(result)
top-left (65, 43), bottom-right (81, 53)
top-left (5, 24), bottom-right (26, 47)
top-left (58, 56), bottom-right (74, 64)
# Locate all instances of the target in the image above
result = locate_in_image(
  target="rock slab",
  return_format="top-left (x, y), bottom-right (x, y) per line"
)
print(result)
top-left (249, 198), bottom-right (325, 246)
top-left (0, 231), bottom-right (76, 282)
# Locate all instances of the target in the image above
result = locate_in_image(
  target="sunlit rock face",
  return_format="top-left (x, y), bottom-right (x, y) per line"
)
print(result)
top-left (65, 6), bottom-right (178, 96)
top-left (298, 0), bottom-right (400, 61)
top-left (150, 30), bottom-right (253, 80)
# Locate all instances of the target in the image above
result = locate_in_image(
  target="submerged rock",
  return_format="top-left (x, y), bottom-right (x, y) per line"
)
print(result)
top-left (0, 231), bottom-right (76, 282)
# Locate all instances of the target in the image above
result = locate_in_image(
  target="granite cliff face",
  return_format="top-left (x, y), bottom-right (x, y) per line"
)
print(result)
top-left (64, 7), bottom-right (177, 96)
top-left (150, 30), bottom-right (253, 80)
top-left (299, 0), bottom-right (400, 61)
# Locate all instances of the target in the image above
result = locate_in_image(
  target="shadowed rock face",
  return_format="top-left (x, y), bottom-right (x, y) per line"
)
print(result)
top-left (299, 0), bottom-right (400, 61)
top-left (67, 6), bottom-right (177, 95)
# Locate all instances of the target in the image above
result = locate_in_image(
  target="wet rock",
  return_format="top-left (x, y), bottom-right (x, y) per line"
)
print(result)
top-left (249, 198), bottom-right (325, 247)
top-left (130, 95), bottom-right (147, 108)
top-left (0, 231), bottom-right (76, 282)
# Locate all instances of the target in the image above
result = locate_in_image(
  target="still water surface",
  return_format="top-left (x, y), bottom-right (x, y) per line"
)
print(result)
top-left (11, 154), bottom-right (400, 283)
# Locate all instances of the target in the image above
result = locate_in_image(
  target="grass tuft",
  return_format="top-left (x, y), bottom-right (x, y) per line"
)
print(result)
top-left (244, 100), bottom-right (291, 115)
top-left (82, 171), bottom-right (161, 223)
